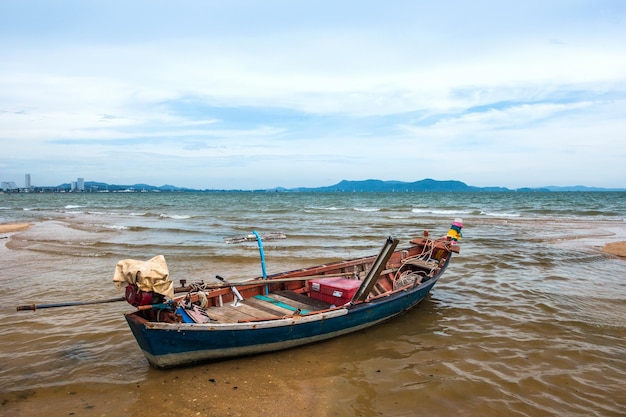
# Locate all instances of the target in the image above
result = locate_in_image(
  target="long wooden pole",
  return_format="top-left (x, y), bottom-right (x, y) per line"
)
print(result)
top-left (16, 296), bottom-right (126, 311)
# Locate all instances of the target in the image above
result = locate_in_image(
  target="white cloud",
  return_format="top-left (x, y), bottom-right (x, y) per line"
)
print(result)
top-left (1, 0), bottom-right (625, 188)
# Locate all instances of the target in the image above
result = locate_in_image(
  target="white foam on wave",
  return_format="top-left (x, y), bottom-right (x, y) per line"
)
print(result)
top-left (411, 208), bottom-right (471, 215)
top-left (307, 206), bottom-right (345, 211)
top-left (99, 224), bottom-right (129, 230)
top-left (159, 213), bottom-right (192, 219)
top-left (481, 211), bottom-right (521, 218)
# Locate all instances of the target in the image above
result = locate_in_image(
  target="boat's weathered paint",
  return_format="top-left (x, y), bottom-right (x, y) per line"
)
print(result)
top-left (125, 254), bottom-right (450, 368)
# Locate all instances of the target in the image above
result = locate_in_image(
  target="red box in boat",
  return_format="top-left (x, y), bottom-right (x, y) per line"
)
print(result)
top-left (308, 277), bottom-right (361, 306)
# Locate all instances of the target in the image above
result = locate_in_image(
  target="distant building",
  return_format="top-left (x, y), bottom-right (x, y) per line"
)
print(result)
top-left (25, 173), bottom-right (31, 189)
top-left (77, 177), bottom-right (85, 191)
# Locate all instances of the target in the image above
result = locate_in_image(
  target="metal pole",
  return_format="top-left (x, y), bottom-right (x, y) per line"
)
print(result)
top-left (252, 230), bottom-right (268, 295)
top-left (252, 230), bottom-right (267, 279)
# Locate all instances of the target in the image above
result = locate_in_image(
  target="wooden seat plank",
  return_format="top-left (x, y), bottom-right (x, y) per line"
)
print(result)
top-left (244, 297), bottom-right (294, 316)
top-left (201, 306), bottom-right (241, 323)
top-left (230, 302), bottom-right (280, 320)
top-left (273, 290), bottom-right (333, 310)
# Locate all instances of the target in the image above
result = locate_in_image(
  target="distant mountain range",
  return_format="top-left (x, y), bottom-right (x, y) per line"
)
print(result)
top-left (279, 179), bottom-right (507, 192)
top-left (42, 178), bottom-right (624, 193)
top-left (267, 179), bottom-right (625, 192)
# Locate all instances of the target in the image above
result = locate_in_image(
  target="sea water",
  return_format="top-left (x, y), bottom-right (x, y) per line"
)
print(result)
top-left (1, 192), bottom-right (625, 416)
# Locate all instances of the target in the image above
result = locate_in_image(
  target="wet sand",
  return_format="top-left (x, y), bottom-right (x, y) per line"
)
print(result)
top-left (0, 223), bottom-right (31, 256)
top-left (0, 223), bottom-right (32, 234)
top-left (603, 241), bottom-right (626, 258)
top-left (3, 358), bottom-right (329, 417)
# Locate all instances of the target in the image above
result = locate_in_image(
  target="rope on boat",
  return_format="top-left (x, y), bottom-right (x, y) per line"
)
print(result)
top-left (181, 282), bottom-right (211, 309)
top-left (394, 270), bottom-right (424, 289)
top-left (415, 237), bottom-right (437, 263)
top-left (392, 237), bottom-right (449, 288)
top-left (197, 291), bottom-right (209, 308)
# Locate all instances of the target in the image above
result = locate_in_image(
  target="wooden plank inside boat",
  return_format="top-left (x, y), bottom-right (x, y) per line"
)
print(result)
top-left (273, 290), bottom-right (333, 310)
top-left (201, 305), bottom-right (256, 323)
top-left (244, 297), bottom-right (295, 316)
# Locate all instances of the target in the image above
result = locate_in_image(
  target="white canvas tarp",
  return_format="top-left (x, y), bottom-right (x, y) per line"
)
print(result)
top-left (112, 255), bottom-right (174, 299)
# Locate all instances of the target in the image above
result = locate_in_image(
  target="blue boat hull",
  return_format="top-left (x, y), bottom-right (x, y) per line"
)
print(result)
top-left (125, 256), bottom-right (449, 368)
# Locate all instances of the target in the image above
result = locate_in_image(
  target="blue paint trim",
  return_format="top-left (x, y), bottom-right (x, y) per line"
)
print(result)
top-left (176, 306), bottom-right (196, 323)
top-left (252, 230), bottom-right (267, 279)
top-left (254, 294), bottom-right (310, 314)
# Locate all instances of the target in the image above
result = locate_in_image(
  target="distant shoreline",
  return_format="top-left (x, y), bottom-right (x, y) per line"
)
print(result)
top-left (2, 178), bottom-right (625, 193)
top-left (3, 188), bottom-right (626, 194)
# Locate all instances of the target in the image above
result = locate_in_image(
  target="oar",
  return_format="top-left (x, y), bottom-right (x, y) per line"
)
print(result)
top-left (16, 296), bottom-right (125, 311)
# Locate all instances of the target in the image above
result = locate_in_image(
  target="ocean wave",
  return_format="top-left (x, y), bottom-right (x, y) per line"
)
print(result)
top-left (304, 206), bottom-right (349, 211)
top-left (127, 211), bottom-right (196, 220)
top-left (159, 213), bottom-right (192, 220)
top-left (411, 208), bottom-right (472, 216)
top-left (481, 211), bottom-right (521, 218)
top-left (98, 224), bottom-right (129, 230)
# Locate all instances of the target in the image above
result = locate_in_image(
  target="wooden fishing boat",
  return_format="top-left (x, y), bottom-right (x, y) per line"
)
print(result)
top-left (117, 233), bottom-right (460, 368)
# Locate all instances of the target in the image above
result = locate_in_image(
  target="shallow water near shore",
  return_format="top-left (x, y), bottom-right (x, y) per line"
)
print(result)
top-left (1, 191), bottom-right (626, 416)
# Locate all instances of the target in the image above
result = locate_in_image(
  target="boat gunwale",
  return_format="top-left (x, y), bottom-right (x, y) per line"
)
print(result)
top-left (130, 307), bottom-right (349, 331)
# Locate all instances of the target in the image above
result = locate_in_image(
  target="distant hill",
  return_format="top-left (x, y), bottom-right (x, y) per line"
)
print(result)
top-left (52, 181), bottom-right (195, 192)
top-left (543, 185), bottom-right (626, 192)
top-left (283, 178), bottom-right (510, 192)
top-left (275, 179), bottom-right (625, 192)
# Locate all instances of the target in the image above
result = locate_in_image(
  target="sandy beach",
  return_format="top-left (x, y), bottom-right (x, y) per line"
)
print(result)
top-left (602, 241), bottom-right (626, 258)
top-left (0, 224), bottom-right (32, 255)
top-left (0, 223), bottom-right (32, 234)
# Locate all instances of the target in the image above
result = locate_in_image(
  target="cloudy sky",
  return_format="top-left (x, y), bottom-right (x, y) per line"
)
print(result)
top-left (1, 1), bottom-right (625, 190)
